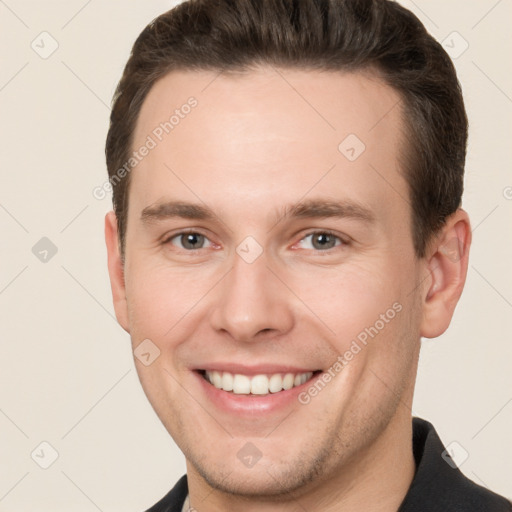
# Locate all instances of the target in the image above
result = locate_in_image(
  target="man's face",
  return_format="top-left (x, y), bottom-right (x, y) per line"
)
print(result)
top-left (117, 68), bottom-right (426, 496)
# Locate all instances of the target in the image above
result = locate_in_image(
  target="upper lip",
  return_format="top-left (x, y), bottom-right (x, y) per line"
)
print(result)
top-left (195, 363), bottom-right (320, 375)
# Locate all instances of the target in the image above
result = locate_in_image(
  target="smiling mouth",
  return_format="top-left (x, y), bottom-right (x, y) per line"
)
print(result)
top-left (199, 370), bottom-right (321, 395)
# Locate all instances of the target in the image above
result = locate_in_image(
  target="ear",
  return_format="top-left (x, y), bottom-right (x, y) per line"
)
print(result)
top-left (105, 211), bottom-right (130, 332)
top-left (420, 208), bottom-right (472, 338)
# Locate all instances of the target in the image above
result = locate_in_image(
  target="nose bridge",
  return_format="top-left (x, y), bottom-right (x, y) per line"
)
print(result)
top-left (209, 245), bottom-right (294, 341)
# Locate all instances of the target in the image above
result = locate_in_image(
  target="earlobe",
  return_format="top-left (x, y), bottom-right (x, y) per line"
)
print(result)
top-left (420, 209), bottom-right (472, 339)
top-left (105, 211), bottom-right (130, 332)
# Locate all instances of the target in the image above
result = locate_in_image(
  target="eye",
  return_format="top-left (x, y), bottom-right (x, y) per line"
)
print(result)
top-left (166, 231), bottom-right (213, 250)
top-left (297, 231), bottom-right (344, 251)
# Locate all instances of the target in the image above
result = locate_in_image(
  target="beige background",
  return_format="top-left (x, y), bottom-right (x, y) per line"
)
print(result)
top-left (0, 1), bottom-right (511, 510)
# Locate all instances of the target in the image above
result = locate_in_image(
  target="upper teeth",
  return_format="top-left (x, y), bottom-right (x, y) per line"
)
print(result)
top-left (204, 370), bottom-right (314, 395)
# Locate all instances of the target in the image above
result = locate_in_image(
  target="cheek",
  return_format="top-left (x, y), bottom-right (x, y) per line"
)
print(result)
top-left (287, 258), bottom-right (420, 392)
top-left (124, 261), bottom-right (215, 340)
top-left (288, 261), bottom-right (400, 344)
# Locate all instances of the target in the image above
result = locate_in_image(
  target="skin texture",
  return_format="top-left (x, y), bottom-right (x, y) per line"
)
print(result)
top-left (105, 67), bottom-right (471, 511)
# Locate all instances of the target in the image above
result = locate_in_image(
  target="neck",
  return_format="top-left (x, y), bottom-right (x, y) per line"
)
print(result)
top-left (186, 410), bottom-right (416, 512)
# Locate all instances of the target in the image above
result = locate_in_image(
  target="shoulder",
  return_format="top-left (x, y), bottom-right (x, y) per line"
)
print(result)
top-left (399, 418), bottom-right (511, 511)
top-left (145, 475), bottom-right (188, 512)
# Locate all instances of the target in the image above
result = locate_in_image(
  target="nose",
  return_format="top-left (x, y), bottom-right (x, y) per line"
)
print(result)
top-left (209, 248), bottom-right (295, 343)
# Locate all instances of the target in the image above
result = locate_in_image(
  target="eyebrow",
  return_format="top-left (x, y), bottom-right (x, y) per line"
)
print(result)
top-left (276, 199), bottom-right (375, 223)
top-left (141, 201), bottom-right (216, 223)
top-left (140, 198), bottom-right (375, 225)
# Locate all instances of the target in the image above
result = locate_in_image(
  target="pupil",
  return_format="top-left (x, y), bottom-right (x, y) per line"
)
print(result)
top-left (183, 233), bottom-right (203, 249)
top-left (314, 233), bottom-right (334, 250)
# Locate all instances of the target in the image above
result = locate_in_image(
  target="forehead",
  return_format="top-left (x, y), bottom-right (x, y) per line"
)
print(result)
top-left (129, 67), bottom-right (408, 226)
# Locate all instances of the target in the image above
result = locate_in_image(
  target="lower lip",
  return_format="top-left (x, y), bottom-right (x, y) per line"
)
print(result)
top-left (194, 371), bottom-right (319, 415)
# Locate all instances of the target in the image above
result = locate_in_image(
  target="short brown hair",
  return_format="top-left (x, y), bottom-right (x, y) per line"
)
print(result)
top-left (105, 0), bottom-right (467, 258)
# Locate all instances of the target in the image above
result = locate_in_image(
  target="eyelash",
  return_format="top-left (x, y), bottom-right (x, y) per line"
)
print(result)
top-left (162, 229), bottom-right (348, 253)
top-left (296, 229), bottom-right (348, 251)
top-left (162, 229), bottom-right (214, 251)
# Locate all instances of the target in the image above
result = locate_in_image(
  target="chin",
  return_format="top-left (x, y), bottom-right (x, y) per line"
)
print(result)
top-left (187, 442), bottom-right (333, 501)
